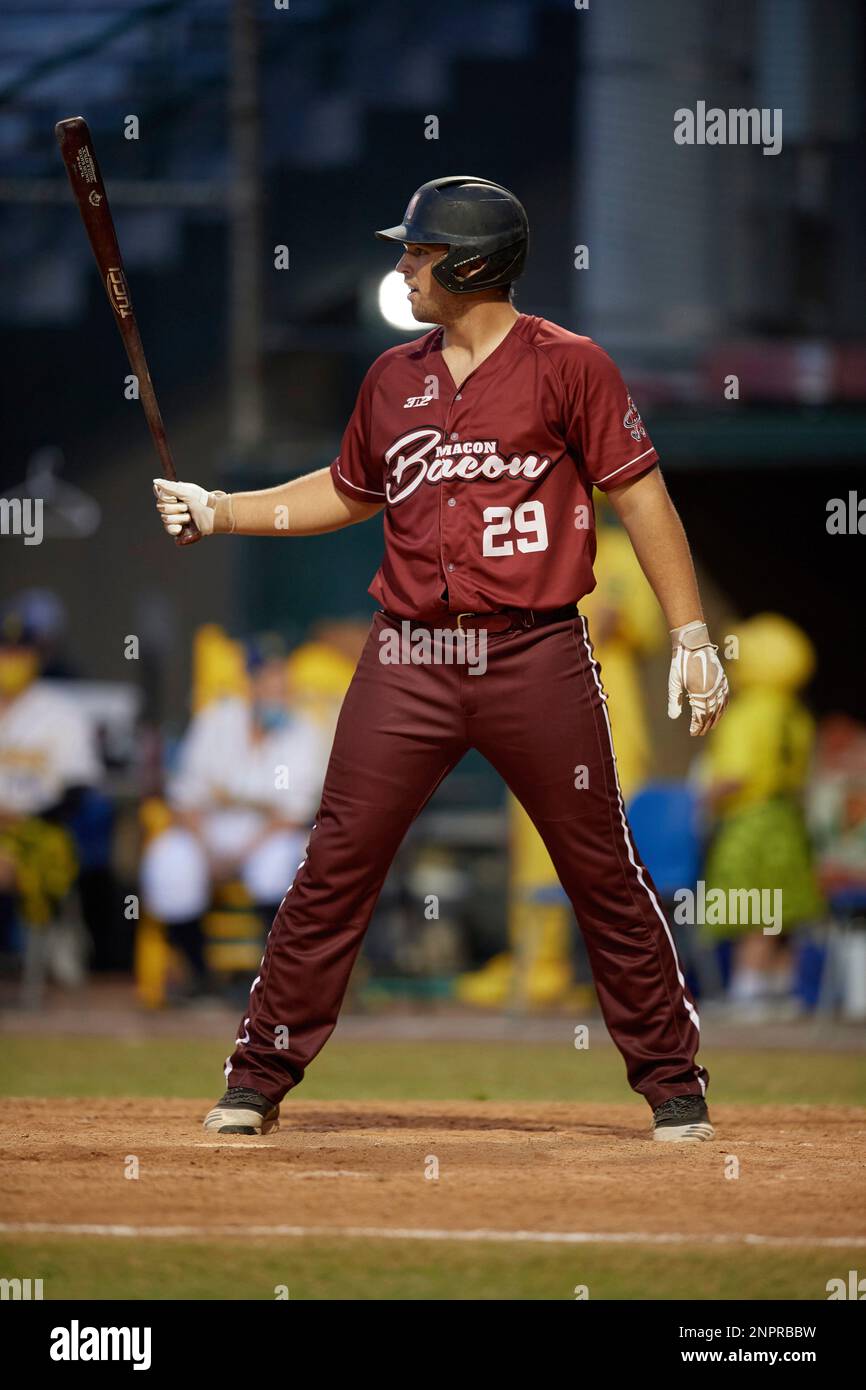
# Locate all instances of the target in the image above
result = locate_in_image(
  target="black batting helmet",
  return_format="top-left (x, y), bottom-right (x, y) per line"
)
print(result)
top-left (375, 175), bottom-right (529, 294)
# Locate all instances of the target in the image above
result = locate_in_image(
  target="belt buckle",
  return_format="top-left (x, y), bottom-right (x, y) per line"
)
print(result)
top-left (456, 612), bottom-right (474, 631)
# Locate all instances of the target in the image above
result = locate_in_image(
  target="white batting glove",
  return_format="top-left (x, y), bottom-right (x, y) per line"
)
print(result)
top-left (668, 621), bottom-right (729, 737)
top-left (153, 478), bottom-right (226, 538)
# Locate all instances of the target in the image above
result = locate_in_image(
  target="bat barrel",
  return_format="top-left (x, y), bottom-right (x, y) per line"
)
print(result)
top-left (55, 115), bottom-right (201, 547)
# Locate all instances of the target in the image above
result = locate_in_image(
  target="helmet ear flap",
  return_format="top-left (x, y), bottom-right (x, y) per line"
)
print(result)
top-left (434, 249), bottom-right (488, 293)
top-left (451, 254), bottom-right (488, 283)
top-left (432, 240), bottom-right (525, 294)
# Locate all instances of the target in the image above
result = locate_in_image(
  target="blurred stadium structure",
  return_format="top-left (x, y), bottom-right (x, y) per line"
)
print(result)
top-left (0, 0), bottom-right (865, 1012)
top-left (2, 1), bottom-right (864, 702)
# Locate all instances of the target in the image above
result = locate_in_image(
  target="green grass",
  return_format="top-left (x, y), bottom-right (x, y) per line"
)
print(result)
top-left (2, 1036), bottom-right (865, 1105)
top-left (0, 1235), bottom-right (856, 1301)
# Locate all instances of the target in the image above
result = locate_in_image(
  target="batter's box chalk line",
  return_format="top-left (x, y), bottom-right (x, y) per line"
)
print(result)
top-left (0, 1223), bottom-right (864, 1248)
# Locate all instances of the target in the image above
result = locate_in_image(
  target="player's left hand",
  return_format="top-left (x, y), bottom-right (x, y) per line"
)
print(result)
top-left (667, 620), bottom-right (729, 736)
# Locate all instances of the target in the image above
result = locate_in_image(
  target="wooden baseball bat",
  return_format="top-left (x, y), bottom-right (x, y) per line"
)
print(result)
top-left (55, 115), bottom-right (200, 546)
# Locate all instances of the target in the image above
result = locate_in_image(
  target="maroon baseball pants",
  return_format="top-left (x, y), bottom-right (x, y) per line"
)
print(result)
top-left (225, 610), bottom-right (708, 1110)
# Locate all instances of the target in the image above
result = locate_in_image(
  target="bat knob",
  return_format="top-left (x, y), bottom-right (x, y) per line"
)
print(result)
top-left (174, 521), bottom-right (202, 547)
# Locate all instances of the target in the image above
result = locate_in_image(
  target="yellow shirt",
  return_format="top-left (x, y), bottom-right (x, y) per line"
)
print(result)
top-left (703, 687), bottom-right (814, 815)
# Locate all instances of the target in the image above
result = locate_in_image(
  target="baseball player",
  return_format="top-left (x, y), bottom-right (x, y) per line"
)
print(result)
top-left (154, 176), bottom-right (729, 1142)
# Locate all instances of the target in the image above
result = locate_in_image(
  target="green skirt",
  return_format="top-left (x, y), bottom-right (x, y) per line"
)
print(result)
top-left (703, 797), bottom-right (825, 938)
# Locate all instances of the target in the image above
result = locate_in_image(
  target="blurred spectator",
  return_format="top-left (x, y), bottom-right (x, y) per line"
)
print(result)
top-left (0, 605), bottom-right (100, 970)
top-left (2, 588), bottom-right (73, 678)
top-left (287, 618), bottom-right (370, 739)
top-left (698, 614), bottom-right (825, 1018)
top-left (139, 638), bottom-right (328, 994)
top-left (807, 715), bottom-right (866, 904)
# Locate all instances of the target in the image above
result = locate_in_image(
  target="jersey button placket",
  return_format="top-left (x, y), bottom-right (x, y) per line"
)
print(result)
top-left (440, 386), bottom-right (461, 606)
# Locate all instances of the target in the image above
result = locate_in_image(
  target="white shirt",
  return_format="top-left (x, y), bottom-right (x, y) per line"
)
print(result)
top-left (169, 698), bottom-right (326, 826)
top-left (0, 681), bottom-right (101, 816)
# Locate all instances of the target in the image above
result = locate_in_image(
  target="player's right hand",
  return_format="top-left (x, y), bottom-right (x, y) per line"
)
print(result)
top-left (153, 479), bottom-right (225, 537)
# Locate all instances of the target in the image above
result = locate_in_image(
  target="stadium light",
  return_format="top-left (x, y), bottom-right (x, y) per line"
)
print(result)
top-left (377, 270), bottom-right (433, 333)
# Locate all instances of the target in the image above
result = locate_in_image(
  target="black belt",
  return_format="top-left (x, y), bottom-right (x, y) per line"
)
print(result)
top-left (381, 605), bottom-right (576, 634)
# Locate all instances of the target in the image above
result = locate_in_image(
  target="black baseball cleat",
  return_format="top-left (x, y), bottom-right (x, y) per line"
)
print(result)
top-left (652, 1094), bottom-right (714, 1143)
top-left (203, 1086), bottom-right (280, 1135)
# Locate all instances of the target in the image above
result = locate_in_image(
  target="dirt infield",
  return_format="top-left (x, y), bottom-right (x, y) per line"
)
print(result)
top-left (4, 1098), bottom-right (865, 1245)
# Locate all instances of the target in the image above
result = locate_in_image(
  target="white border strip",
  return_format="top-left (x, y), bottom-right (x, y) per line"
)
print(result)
top-left (596, 448), bottom-right (656, 484)
top-left (0, 1222), bottom-right (863, 1248)
top-left (333, 462), bottom-right (386, 499)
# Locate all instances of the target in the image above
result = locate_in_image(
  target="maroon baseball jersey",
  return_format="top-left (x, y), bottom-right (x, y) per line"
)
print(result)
top-left (329, 313), bottom-right (658, 620)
